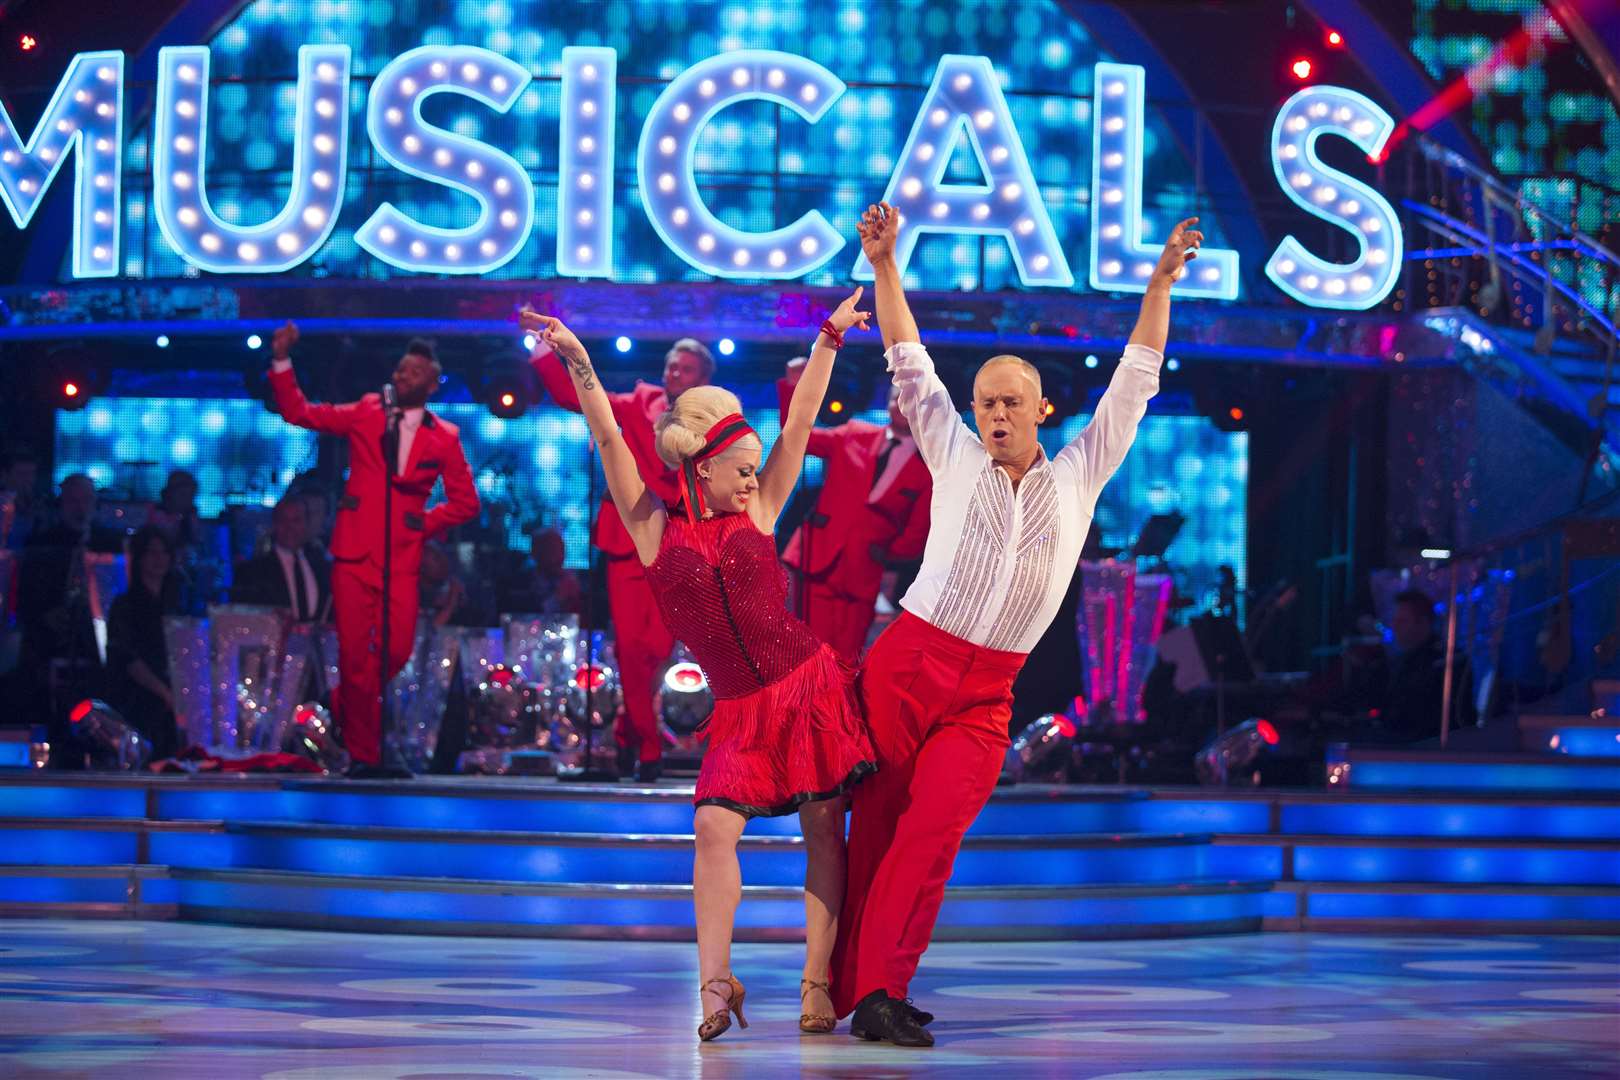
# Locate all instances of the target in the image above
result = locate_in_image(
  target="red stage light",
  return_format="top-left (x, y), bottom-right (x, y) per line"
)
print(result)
top-left (573, 665), bottom-right (608, 690)
top-left (1256, 719), bottom-right (1280, 745)
top-left (20, 34), bottom-right (37, 51)
top-left (489, 666), bottom-right (516, 688)
top-left (1326, 30), bottom-right (1343, 48)
top-left (1290, 57), bottom-right (1313, 81)
top-left (63, 381), bottom-right (80, 398)
top-left (1054, 715), bottom-right (1077, 738)
top-left (499, 392), bottom-right (515, 408)
top-left (1228, 406), bottom-right (1244, 422)
top-left (69, 699), bottom-right (93, 723)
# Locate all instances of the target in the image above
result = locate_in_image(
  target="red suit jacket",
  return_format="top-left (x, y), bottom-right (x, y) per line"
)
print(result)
top-left (532, 349), bottom-right (678, 559)
top-left (269, 366), bottom-right (480, 575)
top-left (777, 378), bottom-right (932, 596)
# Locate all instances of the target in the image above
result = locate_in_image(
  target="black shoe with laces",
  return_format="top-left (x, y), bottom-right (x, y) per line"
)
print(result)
top-left (345, 761), bottom-right (415, 780)
top-left (849, 990), bottom-right (934, 1047)
top-left (901, 998), bottom-right (934, 1026)
top-left (615, 743), bottom-right (636, 780)
top-left (635, 758), bottom-right (662, 784)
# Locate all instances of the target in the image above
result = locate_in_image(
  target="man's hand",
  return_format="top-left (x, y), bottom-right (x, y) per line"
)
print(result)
top-left (857, 202), bottom-right (901, 265)
top-left (271, 320), bottom-right (299, 361)
top-left (1150, 217), bottom-right (1203, 290)
top-left (826, 285), bottom-right (872, 335)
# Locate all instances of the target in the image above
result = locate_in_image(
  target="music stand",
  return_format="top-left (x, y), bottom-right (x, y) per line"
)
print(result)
top-left (1129, 511), bottom-right (1185, 561)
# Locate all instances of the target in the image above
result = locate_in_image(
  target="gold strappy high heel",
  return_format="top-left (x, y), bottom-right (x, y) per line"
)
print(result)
top-left (799, 977), bottom-right (836, 1034)
top-left (698, 974), bottom-right (747, 1041)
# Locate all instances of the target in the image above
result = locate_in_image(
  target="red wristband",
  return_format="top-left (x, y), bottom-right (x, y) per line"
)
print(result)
top-left (819, 319), bottom-right (845, 350)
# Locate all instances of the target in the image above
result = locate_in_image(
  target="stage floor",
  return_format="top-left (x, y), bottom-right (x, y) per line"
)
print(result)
top-left (0, 922), bottom-right (1614, 1078)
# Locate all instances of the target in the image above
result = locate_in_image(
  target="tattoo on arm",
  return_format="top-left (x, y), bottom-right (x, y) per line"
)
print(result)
top-left (560, 346), bottom-right (596, 392)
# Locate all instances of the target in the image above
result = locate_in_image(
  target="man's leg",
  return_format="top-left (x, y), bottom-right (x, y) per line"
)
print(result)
top-left (331, 560), bottom-right (382, 766)
top-left (830, 619), bottom-right (932, 1017)
top-left (881, 707), bottom-right (1008, 998)
top-left (606, 555), bottom-right (675, 764)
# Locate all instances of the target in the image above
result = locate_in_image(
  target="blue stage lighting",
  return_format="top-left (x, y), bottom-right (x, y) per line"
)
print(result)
top-left (1084, 353), bottom-right (1099, 368)
top-left (155, 334), bottom-right (170, 348)
top-left (1166, 357), bottom-right (1181, 371)
top-left (614, 336), bottom-right (633, 353)
top-left (718, 337), bottom-right (735, 356)
top-left (522, 333), bottom-right (536, 351)
top-left (245, 334), bottom-right (262, 349)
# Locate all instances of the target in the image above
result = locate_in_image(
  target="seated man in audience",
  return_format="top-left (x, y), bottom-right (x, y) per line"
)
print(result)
top-left (1374, 588), bottom-right (1477, 743)
top-left (1, 445), bottom-right (42, 549)
top-left (231, 495), bottom-right (332, 623)
top-left (498, 527), bottom-right (584, 617)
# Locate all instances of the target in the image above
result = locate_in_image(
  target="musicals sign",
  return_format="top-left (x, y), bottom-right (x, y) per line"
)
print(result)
top-left (0, 46), bottom-right (1401, 311)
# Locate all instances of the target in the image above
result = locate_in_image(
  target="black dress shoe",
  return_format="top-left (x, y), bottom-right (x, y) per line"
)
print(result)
top-left (901, 998), bottom-right (935, 1026)
top-left (345, 762), bottom-right (415, 780)
top-left (635, 758), bottom-right (662, 784)
top-left (849, 990), bottom-right (934, 1047)
top-left (615, 743), bottom-right (636, 780)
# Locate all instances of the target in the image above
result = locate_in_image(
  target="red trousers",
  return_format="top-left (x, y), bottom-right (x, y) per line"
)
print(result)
top-left (331, 558), bottom-right (419, 766)
top-left (831, 611), bottom-right (1025, 1016)
top-left (793, 572), bottom-right (878, 663)
top-left (606, 554), bottom-right (676, 763)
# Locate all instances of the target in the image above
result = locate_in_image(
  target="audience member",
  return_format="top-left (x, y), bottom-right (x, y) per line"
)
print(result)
top-left (1371, 588), bottom-right (1477, 742)
top-left (104, 526), bottom-right (183, 759)
top-left (498, 527), bottom-right (583, 616)
top-left (231, 496), bottom-right (332, 621)
top-left (420, 541), bottom-right (488, 627)
top-left (148, 469), bottom-right (202, 549)
top-left (0, 446), bottom-right (41, 548)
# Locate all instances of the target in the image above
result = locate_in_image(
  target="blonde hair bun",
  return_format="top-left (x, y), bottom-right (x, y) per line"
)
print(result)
top-left (654, 385), bottom-right (752, 468)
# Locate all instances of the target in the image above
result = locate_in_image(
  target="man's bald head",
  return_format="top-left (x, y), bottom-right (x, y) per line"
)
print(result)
top-left (975, 354), bottom-right (1043, 398)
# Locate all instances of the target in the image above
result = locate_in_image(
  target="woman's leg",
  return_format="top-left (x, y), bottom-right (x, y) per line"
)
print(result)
top-left (799, 796), bottom-right (848, 1017)
top-left (694, 804), bottom-right (748, 1017)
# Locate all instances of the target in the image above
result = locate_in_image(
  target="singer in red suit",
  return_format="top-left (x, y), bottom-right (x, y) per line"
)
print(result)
top-left (268, 321), bottom-right (480, 773)
top-left (530, 337), bottom-right (713, 781)
top-left (777, 364), bottom-right (931, 661)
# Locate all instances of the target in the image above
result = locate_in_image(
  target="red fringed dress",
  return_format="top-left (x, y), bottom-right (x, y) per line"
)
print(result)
top-left (646, 510), bottom-right (876, 817)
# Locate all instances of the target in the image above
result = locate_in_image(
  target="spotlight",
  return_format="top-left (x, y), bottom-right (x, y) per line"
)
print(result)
top-left (828, 400), bottom-right (844, 414)
top-left (614, 335), bottom-right (633, 353)
top-left (657, 660), bottom-right (714, 744)
top-left (717, 337), bottom-right (736, 356)
top-left (20, 34), bottom-right (37, 52)
top-left (246, 334), bottom-right (263, 349)
top-left (69, 699), bottom-right (151, 771)
top-left (1326, 29), bottom-right (1344, 48)
top-left (155, 335), bottom-right (171, 348)
top-left (1194, 718), bottom-right (1278, 787)
top-left (1166, 358), bottom-right (1181, 372)
top-left (46, 346), bottom-right (97, 411)
top-left (280, 702), bottom-right (349, 774)
top-left (1290, 57), bottom-right (1314, 81)
top-left (522, 333), bottom-right (537, 352)
top-left (1084, 354), bottom-right (1100, 369)
top-left (1228, 406), bottom-right (1244, 422)
top-left (485, 374), bottom-right (529, 419)
top-left (1004, 713), bottom-right (1078, 783)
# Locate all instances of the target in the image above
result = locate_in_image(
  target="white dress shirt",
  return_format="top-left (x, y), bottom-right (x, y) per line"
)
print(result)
top-left (889, 340), bottom-right (1162, 654)
top-left (274, 543), bottom-right (320, 621)
top-left (396, 407), bottom-right (424, 474)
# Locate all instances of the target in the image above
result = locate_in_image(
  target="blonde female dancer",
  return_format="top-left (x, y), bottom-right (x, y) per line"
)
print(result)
top-left (520, 291), bottom-right (875, 1041)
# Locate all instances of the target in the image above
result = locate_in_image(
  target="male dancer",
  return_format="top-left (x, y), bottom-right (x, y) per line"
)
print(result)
top-left (530, 336), bottom-right (713, 782)
top-left (269, 322), bottom-right (479, 776)
top-left (777, 362), bottom-right (931, 661)
top-left (831, 204), bottom-right (1200, 1044)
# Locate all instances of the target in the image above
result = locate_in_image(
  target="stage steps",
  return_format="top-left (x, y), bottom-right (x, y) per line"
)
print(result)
top-left (0, 775), bottom-right (1614, 938)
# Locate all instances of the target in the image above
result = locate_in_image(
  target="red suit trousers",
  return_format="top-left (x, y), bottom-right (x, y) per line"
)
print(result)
top-left (330, 558), bottom-right (419, 766)
top-left (830, 611), bottom-right (1025, 1016)
top-left (606, 553), bottom-right (676, 763)
top-left (794, 573), bottom-right (878, 663)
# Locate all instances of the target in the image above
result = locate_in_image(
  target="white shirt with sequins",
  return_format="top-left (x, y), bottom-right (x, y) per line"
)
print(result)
top-left (887, 340), bottom-right (1163, 655)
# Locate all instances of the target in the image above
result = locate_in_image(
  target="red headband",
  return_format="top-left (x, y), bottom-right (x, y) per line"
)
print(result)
top-left (679, 413), bottom-right (757, 523)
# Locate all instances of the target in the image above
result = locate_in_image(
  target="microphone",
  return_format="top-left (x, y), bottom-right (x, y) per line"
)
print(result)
top-left (381, 381), bottom-right (400, 429)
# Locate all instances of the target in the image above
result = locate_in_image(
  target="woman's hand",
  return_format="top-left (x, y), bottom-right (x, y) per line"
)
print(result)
top-left (826, 286), bottom-right (872, 335)
top-left (519, 310), bottom-right (585, 360)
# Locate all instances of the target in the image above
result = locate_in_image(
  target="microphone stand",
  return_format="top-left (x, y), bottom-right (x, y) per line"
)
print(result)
top-left (373, 383), bottom-right (411, 779)
top-left (560, 427), bottom-right (615, 782)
